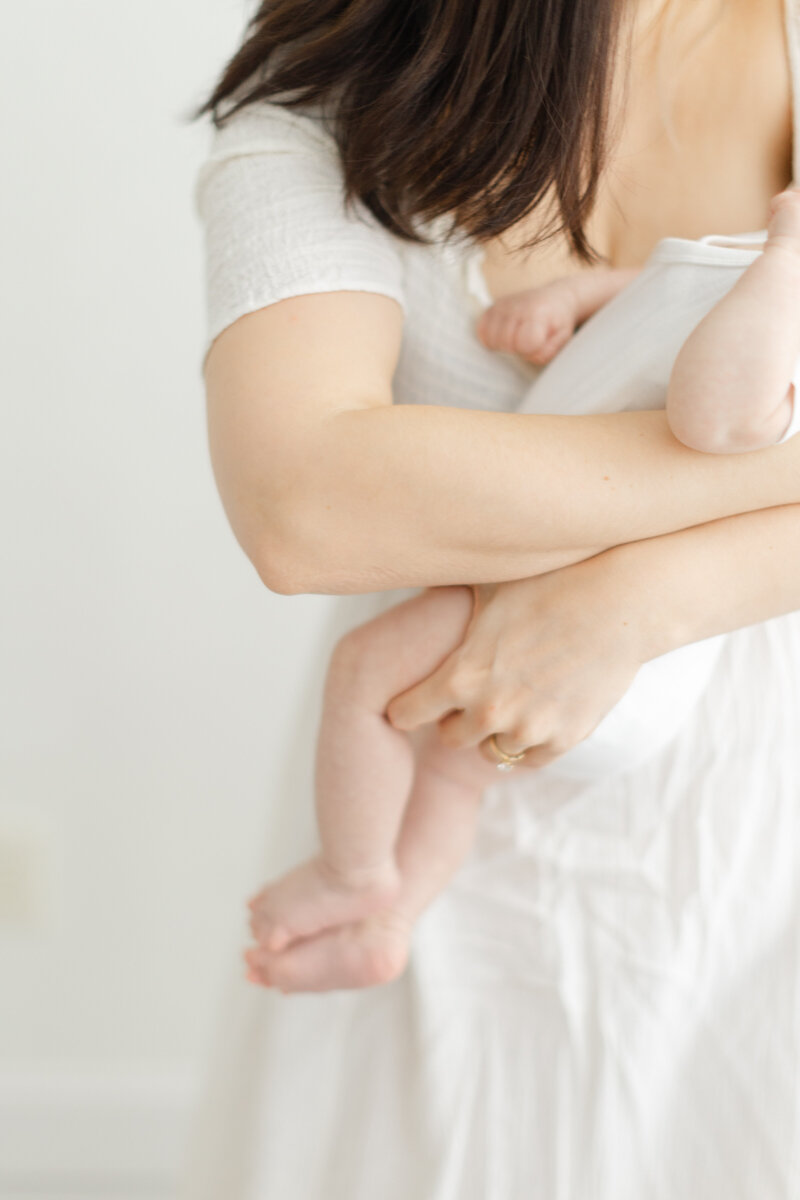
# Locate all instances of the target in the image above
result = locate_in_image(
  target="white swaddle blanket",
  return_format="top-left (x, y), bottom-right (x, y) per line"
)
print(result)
top-left (466, 230), bottom-right (800, 780)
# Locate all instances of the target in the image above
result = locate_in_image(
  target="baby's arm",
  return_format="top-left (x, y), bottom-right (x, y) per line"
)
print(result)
top-left (667, 190), bottom-right (800, 454)
top-left (477, 267), bottom-right (639, 365)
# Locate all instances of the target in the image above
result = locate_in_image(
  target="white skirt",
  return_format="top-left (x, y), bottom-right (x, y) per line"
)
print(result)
top-left (179, 586), bottom-right (800, 1200)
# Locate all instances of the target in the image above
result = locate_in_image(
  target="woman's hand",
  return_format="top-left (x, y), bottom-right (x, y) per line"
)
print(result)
top-left (385, 547), bottom-right (665, 769)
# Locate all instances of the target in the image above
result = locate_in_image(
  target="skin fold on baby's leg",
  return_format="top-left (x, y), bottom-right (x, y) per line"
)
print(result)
top-left (247, 584), bottom-right (503, 991)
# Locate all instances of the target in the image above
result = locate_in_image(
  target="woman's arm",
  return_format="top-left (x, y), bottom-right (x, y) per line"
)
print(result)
top-left (205, 291), bottom-right (800, 595)
top-left (611, 500), bottom-right (800, 654)
top-left (385, 501), bottom-right (800, 766)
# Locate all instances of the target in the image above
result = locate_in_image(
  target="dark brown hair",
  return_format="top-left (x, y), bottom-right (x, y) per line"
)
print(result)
top-left (194, 0), bottom-right (625, 261)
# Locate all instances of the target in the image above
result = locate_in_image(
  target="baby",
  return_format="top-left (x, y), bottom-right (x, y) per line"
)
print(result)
top-left (246, 189), bottom-right (800, 993)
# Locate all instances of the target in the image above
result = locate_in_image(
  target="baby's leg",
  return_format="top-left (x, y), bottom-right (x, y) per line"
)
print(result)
top-left (366, 725), bottom-right (503, 920)
top-left (249, 585), bottom-right (476, 954)
top-left (247, 728), bottom-right (501, 993)
top-left (668, 189), bottom-right (800, 453)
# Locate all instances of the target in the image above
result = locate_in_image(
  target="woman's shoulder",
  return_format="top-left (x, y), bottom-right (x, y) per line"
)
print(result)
top-left (195, 97), bottom-right (338, 189)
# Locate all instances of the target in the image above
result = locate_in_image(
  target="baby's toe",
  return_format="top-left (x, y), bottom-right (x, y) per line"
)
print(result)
top-left (248, 898), bottom-right (290, 950)
top-left (243, 947), bottom-right (273, 988)
top-left (266, 925), bottom-right (292, 953)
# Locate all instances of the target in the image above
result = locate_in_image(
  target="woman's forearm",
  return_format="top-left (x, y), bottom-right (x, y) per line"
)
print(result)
top-left (205, 295), bottom-right (800, 595)
top-left (610, 502), bottom-right (800, 661)
top-left (281, 405), bottom-right (800, 593)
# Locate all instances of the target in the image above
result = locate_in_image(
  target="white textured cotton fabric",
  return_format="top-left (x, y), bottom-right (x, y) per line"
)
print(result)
top-left (183, 7), bottom-right (800, 1195)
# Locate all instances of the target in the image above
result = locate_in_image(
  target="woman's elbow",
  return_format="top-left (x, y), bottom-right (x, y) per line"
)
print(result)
top-left (212, 441), bottom-right (380, 595)
top-left (250, 519), bottom-right (334, 595)
top-left (249, 504), bottom-right (360, 595)
top-left (212, 459), bottom-right (340, 594)
top-left (253, 546), bottom-right (310, 595)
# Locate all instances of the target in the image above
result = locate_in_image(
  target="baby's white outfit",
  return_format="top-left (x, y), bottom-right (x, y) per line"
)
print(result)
top-left (465, 230), bottom-right (800, 779)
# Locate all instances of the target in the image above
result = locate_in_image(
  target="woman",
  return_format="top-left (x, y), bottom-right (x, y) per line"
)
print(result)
top-left (183, 0), bottom-right (800, 1195)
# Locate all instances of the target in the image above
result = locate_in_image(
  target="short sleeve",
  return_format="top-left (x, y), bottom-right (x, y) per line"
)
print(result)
top-left (193, 102), bottom-right (407, 364)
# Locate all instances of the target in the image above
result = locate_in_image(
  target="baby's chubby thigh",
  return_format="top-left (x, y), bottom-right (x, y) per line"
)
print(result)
top-left (326, 585), bottom-right (476, 712)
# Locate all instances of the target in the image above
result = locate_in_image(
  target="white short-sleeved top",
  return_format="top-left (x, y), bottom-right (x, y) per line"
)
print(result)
top-left (193, 101), bottom-right (537, 417)
top-left (194, 93), bottom-right (800, 442)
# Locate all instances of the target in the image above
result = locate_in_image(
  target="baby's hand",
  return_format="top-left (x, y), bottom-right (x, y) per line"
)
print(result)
top-left (767, 187), bottom-right (800, 254)
top-left (476, 279), bottom-right (580, 365)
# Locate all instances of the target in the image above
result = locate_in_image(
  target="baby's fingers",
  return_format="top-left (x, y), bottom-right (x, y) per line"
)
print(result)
top-left (476, 307), bottom-right (524, 353)
top-left (515, 318), bottom-right (571, 365)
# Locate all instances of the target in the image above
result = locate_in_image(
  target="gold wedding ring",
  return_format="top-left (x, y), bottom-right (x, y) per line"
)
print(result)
top-left (485, 733), bottom-right (529, 772)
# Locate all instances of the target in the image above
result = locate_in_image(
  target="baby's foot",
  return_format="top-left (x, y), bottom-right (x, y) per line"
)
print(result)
top-left (476, 279), bottom-right (579, 365)
top-left (767, 188), bottom-right (800, 256)
top-left (245, 907), bottom-right (412, 993)
top-left (248, 856), bottom-right (401, 953)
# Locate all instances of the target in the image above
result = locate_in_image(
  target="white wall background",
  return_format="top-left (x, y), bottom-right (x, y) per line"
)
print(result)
top-left (0, 2), bottom-right (334, 1194)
